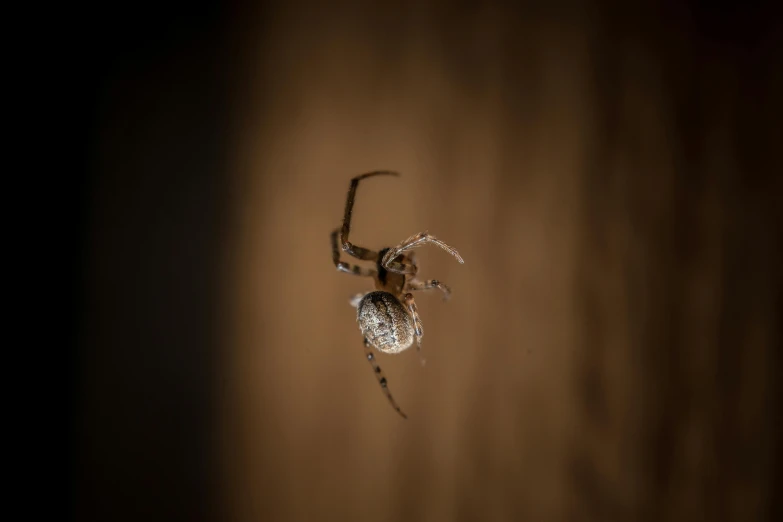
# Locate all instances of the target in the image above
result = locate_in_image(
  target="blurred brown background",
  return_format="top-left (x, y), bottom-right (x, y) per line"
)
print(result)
top-left (72, 1), bottom-right (781, 521)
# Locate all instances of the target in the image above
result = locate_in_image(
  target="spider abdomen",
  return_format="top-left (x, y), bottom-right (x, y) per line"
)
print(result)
top-left (357, 291), bottom-right (414, 354)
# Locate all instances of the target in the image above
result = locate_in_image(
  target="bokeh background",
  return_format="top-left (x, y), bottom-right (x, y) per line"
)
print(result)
top-left (73, 1), bottom-right (781, 521)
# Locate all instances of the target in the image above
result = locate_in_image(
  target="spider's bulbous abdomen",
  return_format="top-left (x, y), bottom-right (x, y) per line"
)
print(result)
top-left (357, 291), bottom-right (414, 354)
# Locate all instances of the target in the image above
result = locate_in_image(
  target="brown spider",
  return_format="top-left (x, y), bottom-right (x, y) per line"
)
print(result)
top-left (331, 171), bottom-right (464, 419)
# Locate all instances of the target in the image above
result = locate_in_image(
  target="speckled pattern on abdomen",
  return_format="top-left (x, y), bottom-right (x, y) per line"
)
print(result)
top-left (356, 291), bottom-right (414, 354)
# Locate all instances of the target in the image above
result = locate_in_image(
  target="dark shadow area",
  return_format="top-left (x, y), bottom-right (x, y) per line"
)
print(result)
top-left (66, 1), bottom-right (247, 521)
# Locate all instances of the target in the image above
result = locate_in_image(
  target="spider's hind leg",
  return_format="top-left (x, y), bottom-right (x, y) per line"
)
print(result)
top-left (363, 338), bottom-right (407, 419)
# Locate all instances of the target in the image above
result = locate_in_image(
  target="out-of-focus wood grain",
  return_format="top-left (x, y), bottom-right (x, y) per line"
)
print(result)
top-left (221, 3), bottom-right (781, 522)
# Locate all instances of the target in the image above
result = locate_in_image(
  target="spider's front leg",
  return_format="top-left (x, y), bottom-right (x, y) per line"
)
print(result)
top-left (382, 231), bottom-right (464, 273)
top-left (402, 293), bottom-right (426, 366)
top-left (340, 171), bottom-right (398, 261)
top-left (383, 251), bottom-right (419, 276)
top-left (331, 229), bottom-right (377, 277)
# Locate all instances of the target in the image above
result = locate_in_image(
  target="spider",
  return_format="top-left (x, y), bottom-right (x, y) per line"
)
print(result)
top-left (331, 170), bottom-right (465, 419)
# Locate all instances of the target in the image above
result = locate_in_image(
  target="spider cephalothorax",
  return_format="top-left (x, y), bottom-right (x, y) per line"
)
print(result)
top-left (331, 171), bottom-right (464, 418)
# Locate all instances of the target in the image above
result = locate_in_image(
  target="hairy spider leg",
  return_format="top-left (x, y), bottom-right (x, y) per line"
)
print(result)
top-left (388, 248), bottom-right (419, 278)
top-left (382, 231), bottom-right (464, 273)
top-left (340, 171), bottom-right (399, 261)
top-left (383, 256), bottom-right (418, 275)
top-left (385, 250), bottom-right (420, 277)
top-left (363, 337), bottom-right (407, 419)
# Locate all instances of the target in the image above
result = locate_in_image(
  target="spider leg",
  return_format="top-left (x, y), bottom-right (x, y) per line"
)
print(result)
top-left (331, 229), bottom-right (378, 277)
top-left (382, 231), bottom-right (464, 273)
top-left (383, 258), bottom-right (418, 275)
top-left (402, 293), bottom-right (426, 366)
top-left (383, 251), bottom-right (419, 276)
top-left (340, 171), bottom-right (399, 261)
top-left (363, 338), bottom-right (407, 419)
top-left (406, 279), bottom-right (452, 301)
